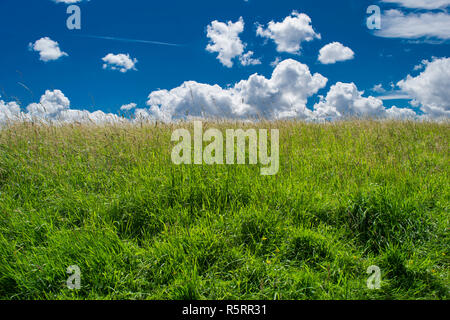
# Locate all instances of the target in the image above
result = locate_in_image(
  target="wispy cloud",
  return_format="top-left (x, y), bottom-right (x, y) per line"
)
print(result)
top-left (374, 10), bottom-right (450, 40)
top-left (376, 93), bottom-right (412, 100)
top-left (380, 0), bottom-right (450, 9)
top-left (77, 35), bottom-right (183, 47)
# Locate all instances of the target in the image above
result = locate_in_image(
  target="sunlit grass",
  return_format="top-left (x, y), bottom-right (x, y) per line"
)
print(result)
top-left (0, 120), bottom-right (448, 300)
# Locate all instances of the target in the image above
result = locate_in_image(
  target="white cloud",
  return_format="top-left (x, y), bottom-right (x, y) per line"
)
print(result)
top-left (206, 17), bottom-right (245, 67)
top-left (102, 53), bottom-right (138, 73)
top-left (318, 42), bottom-right (355, 64)
top-left (239, 51), bottom-right (262, 66)
top-left (29, 37), bottom-right (68, 62)
top-left (141, 60), bottom-right (432, 122)
top-left (0, 100), bottom-right (23, 123)
top-left (141, 59), bottom-right (327, 121)
top-left (380, 0), bottom-right (450, 9)
top-left (256, 11), bottom-right (320, 54)
top-left (397, 57), bottom-right (450, 118)
top-left (374, 10), bottom-right (450, 39)
top-left (120, 103), bottom-right (137, 111)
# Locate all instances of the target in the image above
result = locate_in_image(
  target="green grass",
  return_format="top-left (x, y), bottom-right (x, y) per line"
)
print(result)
top-left (0, 120), bottom-right (448, 300)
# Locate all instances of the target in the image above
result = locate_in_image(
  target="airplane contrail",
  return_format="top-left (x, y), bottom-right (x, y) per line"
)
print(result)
top-left (76, 34), bottom-right (183, 47)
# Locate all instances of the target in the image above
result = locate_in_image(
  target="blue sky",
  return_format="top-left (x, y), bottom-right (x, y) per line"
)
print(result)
top-left (0, 0), bottom-right (449, 122)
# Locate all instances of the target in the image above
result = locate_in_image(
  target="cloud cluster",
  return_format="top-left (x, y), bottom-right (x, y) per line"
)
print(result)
top-left (0, 90), bottom-right (123, 125)
top-left (318, 42), bottom-right (355, 64)
top-left (19, 9), bottom-right (445, 124)
top-left (206, 12), bottom-right (356, 69)
top-left (7, 54), bottom-right (445, 124)
top-left (206, 12), bottom-right (324, 67)
top-left (134, 58), bottom-right (421, 122)
top-left (8, 56), bottom-right (444, 124)
top-left (102, 53), bottom-right (138, 73)
top-left (313, 82), bottom-right (420, 120)
top-left (29, 37), bottom-right (68, 62)
top-left (257, 11), bottom-right (321, 54)
top-left (140, 59), bottom-right (327, 121)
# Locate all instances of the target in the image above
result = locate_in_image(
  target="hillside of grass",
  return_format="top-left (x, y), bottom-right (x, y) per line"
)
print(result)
top-left (0, 120), bottom-right (448, 300)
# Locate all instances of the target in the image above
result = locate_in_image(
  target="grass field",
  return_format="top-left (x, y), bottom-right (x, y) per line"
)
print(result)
top-left (0, 120), bottom-right (448, 300)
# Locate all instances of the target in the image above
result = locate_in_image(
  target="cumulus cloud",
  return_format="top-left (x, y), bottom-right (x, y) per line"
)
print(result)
top-left (6, 56), bottom-right (446, 124)
top-left (140, 59), bottom-right (429, 122)
top-left (140, 59), bottom-right (327, 121)
top-left (311, 82), bottom-right (419, 120)
top-left (102, 53), bottom-right (138, 73)
top-left (397, 57), bottom-right (450, 118)
top-left (1, 84), bottom-right (420, 125)
top-left (380, 0), bottom-right (450, 9)
top-left (27, 89), bottom-right (71, 119)
top-left (29, 37), bottom-right (68, 62)
top-left (318, 42), bottom-right (355, 64)
top-left (0, 90), bottom-right (123, 125)
top-left (206, 17), bottom-right (245, 67)
top-left (311, 81), bottom-right (422, 120)
top-left (374, 10), bottom-right (450, 40)
top-left (256, 11), bottom-right (320, 54)
top-left (313, 82), bottom-right (388, 119)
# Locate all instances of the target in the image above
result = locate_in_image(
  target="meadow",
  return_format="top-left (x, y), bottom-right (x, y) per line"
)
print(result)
top-left (0, 120), bottom-right (448, 300)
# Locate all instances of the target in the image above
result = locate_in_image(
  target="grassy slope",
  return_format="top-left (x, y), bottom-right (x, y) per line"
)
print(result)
top-left (0, 120), bottom-right (448, 300)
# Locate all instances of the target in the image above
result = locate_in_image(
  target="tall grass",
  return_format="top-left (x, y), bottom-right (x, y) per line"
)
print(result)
top-left (0, 120), bottom-right (448, 299)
